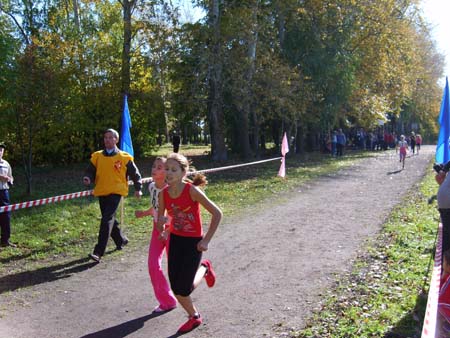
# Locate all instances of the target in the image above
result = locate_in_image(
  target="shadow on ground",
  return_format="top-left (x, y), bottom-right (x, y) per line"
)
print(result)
top-left (383, 293), bottom-right (427, 338)
top-left (0, 255), bottom-right (102, 294)
top-left (79, 311), bottom-right (185, 338)
top-left (387, 169), bottom-right (403, 175)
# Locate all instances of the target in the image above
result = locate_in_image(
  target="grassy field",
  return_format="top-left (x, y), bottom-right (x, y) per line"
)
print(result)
top-left (0, 144), bottom-right (438, 337)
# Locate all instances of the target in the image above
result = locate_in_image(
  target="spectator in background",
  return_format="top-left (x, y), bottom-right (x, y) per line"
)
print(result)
top-left (391, 132), bottom-right (398, 149)
top-left (409, 132), bottom-right (416, 155)
top-left (331, 131), bottom-right (337, 156)
top-left (172, 133), bottom-right (181, 153)
top-left (83, 128), bottom-right (142, 263)
top-left (416, 133), bottom-right (422, 155)
top-left (377, 131), bottom-right (384, 151)
top-left (0, 143), bottom-right (16, 248)
top-left (336, 129), bottom-right (346, 156)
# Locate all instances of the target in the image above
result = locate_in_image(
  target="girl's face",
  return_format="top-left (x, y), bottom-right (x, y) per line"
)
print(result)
top-left (165, 159), bottom-right (185, 185)
top-left (151, 159), bottom-right (166, 181)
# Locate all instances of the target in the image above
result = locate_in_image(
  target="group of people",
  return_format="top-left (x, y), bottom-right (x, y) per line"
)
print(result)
top-left (82, 128), bottom-right (222, 334)
top-left (325, 127), bottom-right (423, 158)
top-left (329, 129), bottom-right (347, 156)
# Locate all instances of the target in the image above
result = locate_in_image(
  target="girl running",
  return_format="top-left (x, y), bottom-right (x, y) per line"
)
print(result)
top-left (135, 157), bottom-right (177, 313)
top-left (397, 135), bottom-right (409, 169)
top-left (157, 153), bottom-right (222, 334)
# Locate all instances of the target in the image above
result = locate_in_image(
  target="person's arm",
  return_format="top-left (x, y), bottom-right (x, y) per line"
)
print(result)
top-left (83, 161), bottom-right (96, 186)
top-left (190, 186), bottom-right (222, 252)
top-left (135, 207), bottom-right (155, 218)
top-left (126, 160), bottom-right (142, 197)
top-left (0, 173), bottom-right (12, 184)
top-left (0, 163), bottom-right (12, 184)
top-left (7, 163), bottom-right (13, 185)
top-left (436, 171), bottom-right (447, 185)
top-left (155, 193), bottom-right (166, 233)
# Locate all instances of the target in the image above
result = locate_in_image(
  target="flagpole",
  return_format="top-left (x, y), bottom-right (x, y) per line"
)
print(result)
top-left (119, 94), bottom-right (134, 230)
top-left (120, 196), bottom-right (124, 229)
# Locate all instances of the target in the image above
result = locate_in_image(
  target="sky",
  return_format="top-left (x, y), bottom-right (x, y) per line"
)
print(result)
top-left (175, 0), bottom-right (205, 23)
top-left (420, 0), bottom-right (450, 83)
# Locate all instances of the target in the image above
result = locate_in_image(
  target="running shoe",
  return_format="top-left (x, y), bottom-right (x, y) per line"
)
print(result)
top-left (201, 259), bottom-right (216, 287)
top-left (152, 305), bottom-right (176, 313)
top-left (88, 253), bottom-right (101, 263)
top-left (177, 314), bottom-right (202, 333)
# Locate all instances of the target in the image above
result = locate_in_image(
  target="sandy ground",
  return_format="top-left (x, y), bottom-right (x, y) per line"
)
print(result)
top-left (0, 146), bottom-right (435, 338)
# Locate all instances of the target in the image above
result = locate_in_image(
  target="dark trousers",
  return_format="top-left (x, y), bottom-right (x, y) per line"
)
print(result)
top-left (336, 144), bottom-right (344, 156)
top-left (440, 208), bottom-right (450, 265)
top-left (0, 189), bottom-right (11, 244)
top-left (168, 234), bottom-right (202, 296)
top-left (94, 194), bottom-right (126, 256)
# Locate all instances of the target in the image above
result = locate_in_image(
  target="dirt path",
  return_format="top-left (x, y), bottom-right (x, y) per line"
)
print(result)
top-left (0, 146), bottom-right (435, 338)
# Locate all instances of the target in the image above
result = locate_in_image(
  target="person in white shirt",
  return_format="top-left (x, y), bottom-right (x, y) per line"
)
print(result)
top-left (0, 142), bottom-right (16, 247)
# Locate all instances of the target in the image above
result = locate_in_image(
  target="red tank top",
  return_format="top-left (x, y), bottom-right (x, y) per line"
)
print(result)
top-left (163, 182), bottom-right (203, 237)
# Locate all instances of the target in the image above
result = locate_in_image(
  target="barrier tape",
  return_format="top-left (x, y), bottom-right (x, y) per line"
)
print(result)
top-left (421, 222), bottom-right (443, 338)
top-left (0, 190), bottom-right (94, 214)
top-left (189, 157), bottom-right (282, 175)
top-left (0, 156), bottom-right (283, 214)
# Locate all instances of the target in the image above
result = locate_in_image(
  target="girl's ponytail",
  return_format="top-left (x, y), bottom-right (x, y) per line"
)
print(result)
top-left (191, 173), bottom-right (207, 187)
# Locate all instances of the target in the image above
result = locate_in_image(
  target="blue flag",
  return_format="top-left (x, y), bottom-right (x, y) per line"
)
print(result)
top-left (119, 95), bottom-right (134, 157)
top-left (436, 77), bottom-right (450, 163)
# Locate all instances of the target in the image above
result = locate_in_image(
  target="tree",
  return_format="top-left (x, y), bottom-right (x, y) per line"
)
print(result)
top-left (206, 0), bottom-right (227, 161)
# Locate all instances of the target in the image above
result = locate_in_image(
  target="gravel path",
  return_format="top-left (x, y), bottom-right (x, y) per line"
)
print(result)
top-left (0, 146), bottom-right (435, 338)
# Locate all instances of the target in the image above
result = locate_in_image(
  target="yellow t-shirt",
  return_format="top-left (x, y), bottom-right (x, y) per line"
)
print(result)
top-left (91, 150), bottom-right (133, 197)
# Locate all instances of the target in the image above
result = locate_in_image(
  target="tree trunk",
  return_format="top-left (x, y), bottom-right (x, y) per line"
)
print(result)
top-left (121, 0), bottom-right (135, 99)
top-left (244, 1), bottom-right (259, 158)
top-left (72, 0), bottom-right (80, 31)
top-left (207, 0), bottom-right (227, 161)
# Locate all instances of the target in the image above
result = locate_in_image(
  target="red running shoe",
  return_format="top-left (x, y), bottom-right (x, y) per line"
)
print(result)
top-left (177, 314), bottom-right (202, 333)
top-left (201, 259), bottom-right (216, 287)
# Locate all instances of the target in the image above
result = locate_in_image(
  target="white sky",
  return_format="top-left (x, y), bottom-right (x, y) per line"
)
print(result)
top-left (175, 0), bottom-right (205, 23)
top-left (420, 0), bottom-right (450, 83)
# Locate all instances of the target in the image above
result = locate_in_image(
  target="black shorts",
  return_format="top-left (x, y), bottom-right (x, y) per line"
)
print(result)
top-left (168, 233), bottom-right (202, 296)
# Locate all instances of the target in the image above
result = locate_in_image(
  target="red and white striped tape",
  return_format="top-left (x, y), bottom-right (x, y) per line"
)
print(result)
top-left (0, 190), bottom-right (93, 213)
top-left (421, 222), bottom-right (443, 338)
top-left (188, 157), bottom-right (282, 175)
top-left (0, 157), bottom-right (283, 214)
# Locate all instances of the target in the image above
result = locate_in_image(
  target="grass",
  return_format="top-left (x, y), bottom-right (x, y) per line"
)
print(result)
top-left (0, 145), bottom-right (436, 337)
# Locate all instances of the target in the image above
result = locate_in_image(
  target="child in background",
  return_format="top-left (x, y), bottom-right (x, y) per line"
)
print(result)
top-left (439, 249), bottom-right (450, 336)
top-left (396, 135), bottom-right (408, 169)
top-left (416, 133), bottom-right (422, 155)
top-left (135, 157), bottom-right (177, 313)
top-left (157, 153), bottom-right (222, 334)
